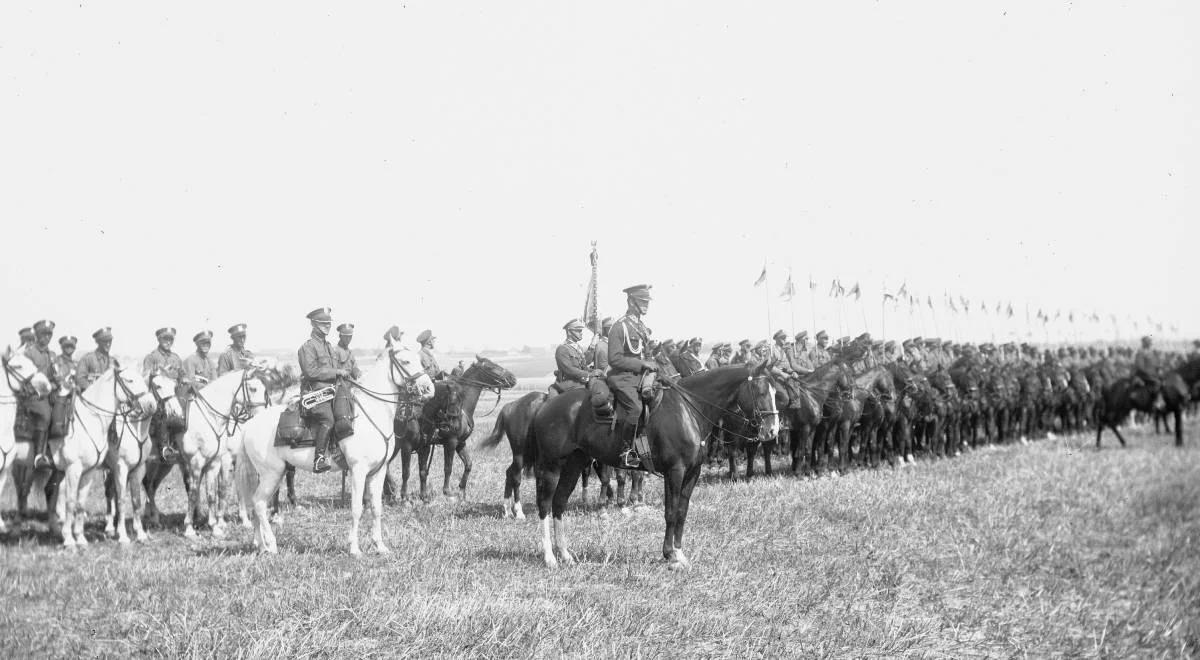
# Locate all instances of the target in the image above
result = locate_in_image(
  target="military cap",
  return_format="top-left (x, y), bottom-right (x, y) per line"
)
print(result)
top-left (661, 338), bottom-right (677, 350)
top-left (228, 323), bottom-right (247, 337)
top-left (155, 327), bottom-right (177, 339)
top-left (59, 336), bottom-right (78, 348)
top-left (689, 337), bottom-right (702, 347)
top-left (853, 332), bottom-right (872, 345)
top-left (754, 340), bottom-right (770, 352)
top-left (307, 307), bottom-right (332, 323)
top-left (884, 340), bottom-right (896, 350)
top-left (815, 330), bottom-right (829, 340)
top-left (942, 339), bottom-right (954, 348)
top-left (871, 339), bottom-right (884, 350)
top-left (924, 337), bottom-right (940, 347)
top-left (193, 330), bottom-right (213, 344)
top-left (562, 318), bottom-right (584, 331)
top-left (795, 330), bottom-right (809, 341)
top-left (92, 327), bottom-right (112, 341)
top-left (837, 336), bottom-right (850, 345)
top-left (911, 336), bottom-right (923, 344)
top-left (738, 339), bottom-right (752, 348)
top-left (33, 320), bottom-right (56, 334)
top-left (18, 327), bottom-right (34, 342)
top-left (337, 323), bottom-right (355, 336)
top-left (901, 338), bottom-right (915, 349)
top-left (601, 317), bottom-right (615, 331)
top-left (622, 284), bottom-right (653, 301)
top-left (772, 330), bottom-right (787, 341)
top-left (417, 329), bottom-right (434, 344)
top-left (383, 325), bottom-right (402, 343)
top-left (980, 343), bottom-right (995, 353)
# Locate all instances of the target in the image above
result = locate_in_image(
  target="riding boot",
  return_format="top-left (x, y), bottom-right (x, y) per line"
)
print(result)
top-left (313, 423), bottom-right (333, 474)
top-left (161, 430), bottom-right (180, 462)
top-left (616, 421), bottom-right (641, 469)
top-left (32, 427), bottom-right (51, 469)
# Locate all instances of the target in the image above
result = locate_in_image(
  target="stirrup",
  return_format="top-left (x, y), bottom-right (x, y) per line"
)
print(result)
top-left (620, 449), bottom-right (641, 469)
top-left (33, 454), bottom-right (52, 469)
top-left (313, 455), bottom-right (331, 474)
top-left (160, 445), bottom-right (179, 462)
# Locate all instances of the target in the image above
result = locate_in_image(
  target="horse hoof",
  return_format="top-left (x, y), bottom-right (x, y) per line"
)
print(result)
top-left (667, 559), bottom-right (690, 571)
top-left (350, 547), bottom-right (363, 557)
top-left (212, 526), bottom-right (227, 539)
top-left (376, 544), bottom-right (391, 555)
top-left (514, 509), bottom-right (526, 521)
top-left (118, 536), bottom-right (131, 545)
top-left (184, 528), bottom-right (197, 539)
top-left (543, 555), bottom-right (558, 568)
top-left (558, 551), bottom-right (576, 566)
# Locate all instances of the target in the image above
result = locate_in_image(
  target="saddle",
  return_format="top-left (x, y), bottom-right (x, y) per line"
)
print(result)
top-left (274, 383), bottom-right (356, 448)
top-left (11, 398), bottom-right (34, 443)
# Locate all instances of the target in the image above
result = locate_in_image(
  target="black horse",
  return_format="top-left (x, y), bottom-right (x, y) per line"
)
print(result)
top-left (526, 363), bottom-right (777, 569)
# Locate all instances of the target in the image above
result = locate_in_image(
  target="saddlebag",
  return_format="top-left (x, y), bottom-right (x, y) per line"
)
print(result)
top-left (50, 393), bottom-right (72, 440)
top-left (12, 399), bottom-right (34, 443)
top-left (332, 381), bottom-right (354, 441)
top-left (275, 404), bottom-right (310, 447)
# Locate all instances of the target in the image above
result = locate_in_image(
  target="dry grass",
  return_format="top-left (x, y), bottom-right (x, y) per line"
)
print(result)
top-left (1, 413), bottom-right (1198, 658)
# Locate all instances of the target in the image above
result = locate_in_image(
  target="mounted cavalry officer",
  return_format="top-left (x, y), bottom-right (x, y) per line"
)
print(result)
top-left (1133, 335), bottom-right (1161, 391)
top-left (655, 339), bottom-right (682, 380)
top-left (75, 327), bottom-right (113, 389)
top-left (705, 343), bottom-right (724, 371)
top-left (417, 329), bottom-right (447, 380)
top-left (299, 307), bottom-right (351, 473)
top-left (333, 324), bottom-right (362, 380)
top-left (584, 317), bottom-right (615, 418)
top-left (731, 339), bottom-right (753, 365)
top-left (184, 331), bottom-right (219, 391)
top-left (552, 318), bottom-right (590, 394)
top-left (677, 337), bottom-right (707, 377)
top-left (810, 330), bottom-right (832, 367)
top-left (217, 323), bottom-right (254, 376)
top-left (143, 327), bottom-right (186, 461)
top-left (607, 284), bottom-right (658, 469)
top-left (56, 335), bottom-right (78, 387)
top-left (22, 320), bottom-right (59, 468)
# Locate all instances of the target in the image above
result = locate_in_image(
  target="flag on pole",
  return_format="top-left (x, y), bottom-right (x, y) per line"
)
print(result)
top-left (927, 295), bottom-right (934, 310)
top-left (582, 241), bottom-right (600, 331)
top-left (753, 264), bottom-right (768, 287)
top-left (1006, 303), bottom-right (1014, 318)
top-left (848, 282), bottom-right (861, 301)
top-left (897, 282), bottom-right (908, 299)
top-left (780, 273), bottom-right (796, 301)
top-left (808, 274), bottom-right (818, 291)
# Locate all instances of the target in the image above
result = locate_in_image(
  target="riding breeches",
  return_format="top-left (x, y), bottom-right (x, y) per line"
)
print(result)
top-left (607, 372), bottom-right (643, 425)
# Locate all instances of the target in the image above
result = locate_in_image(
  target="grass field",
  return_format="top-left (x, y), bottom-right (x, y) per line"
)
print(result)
top-left (2, 409), bottom-right (1198, 658)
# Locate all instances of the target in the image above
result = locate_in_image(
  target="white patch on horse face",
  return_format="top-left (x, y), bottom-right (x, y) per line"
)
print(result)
top-left (763, 382), bottom-right (781, 440)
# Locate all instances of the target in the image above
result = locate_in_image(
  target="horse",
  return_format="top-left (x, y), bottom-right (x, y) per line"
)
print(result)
top-left (526, 362), bottom-right (778, 569)
top-left (826, 366), bottom-right (890, 473)
top-left (236, 335), bottom-right (434, 555)
top-left (477, 391), bottom-right (547, 518)
top-left (136, 368), bottom-right (270, 538)
top-left (0, 348), bottom-right (59, 534)
top-left (721, 373), bottom-right (785, 481)
top-left (786, 361), bottom-right (853, 476)
top-left (391, 356), bottom-right (517, 504)
top-left (887, 362), bottom-right (933, 464)
top-left (50, 360), bottom-right (160, 546)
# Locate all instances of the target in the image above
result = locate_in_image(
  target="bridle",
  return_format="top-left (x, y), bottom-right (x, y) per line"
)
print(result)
top-left (190, 368), bottom-right (270, 440)
top-left (448, 363), bottom-right (513, 417)
top-left (666, 372), bottom-right (779, 445)
top-left (2, 355), bottom-right (39, 399)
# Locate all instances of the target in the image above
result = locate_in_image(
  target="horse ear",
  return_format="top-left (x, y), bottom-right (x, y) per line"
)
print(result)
top-left (475, 354), bottom-right (484, 364)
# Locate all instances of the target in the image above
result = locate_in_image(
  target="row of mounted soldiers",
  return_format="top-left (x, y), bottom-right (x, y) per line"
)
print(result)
top-left (555, 315), bottom-right (1198, 475)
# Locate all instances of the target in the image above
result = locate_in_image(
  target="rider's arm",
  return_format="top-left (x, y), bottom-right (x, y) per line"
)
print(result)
top-left (298, 343), bottom-right (336, 382)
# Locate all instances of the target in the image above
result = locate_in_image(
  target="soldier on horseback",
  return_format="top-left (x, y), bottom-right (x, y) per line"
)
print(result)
top-left (553, 319), bottom-right (590, 394)
top-left (75, 327), bottom-right (113, 390)
top-left (677, 337), bottom-right (707, 377)
top-left (417, 329), bottom-right (447, 380)
top-left (22, 320), bottom-right (59, 468)
top-left (1133, 335), bottom-right (1162, 393)
top-left (299, 307), bottom-right (351, 474)
top-left (56, 336), bottom-right (78, 386)
top-left (217, 324), bottom-right (254, 376)
top-left (731, 339), bottom-right (753, 365)
top-left (608, 284), bottom-right (657, 469)
top-left (144, 327), bottom-right (185, 461)
top-left (183, 331), bottom-right (219, 392)
top-left (810, 330), bottom-right (831, 367)
top-left (334, 324), bottom-right (362, 380)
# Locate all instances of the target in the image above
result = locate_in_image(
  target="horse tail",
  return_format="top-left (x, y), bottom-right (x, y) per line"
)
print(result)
top-left (477, 405), bottom-right (509, 450)
top-left (234, 438), bottom-right (259, 513)
top-left (522, 415), bottom-right (538, 478)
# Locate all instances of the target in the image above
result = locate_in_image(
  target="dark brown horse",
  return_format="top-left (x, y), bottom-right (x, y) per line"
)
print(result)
top-left (526, 363), bottom-right (776, 569)
top-left (786, 361), bottom-right (853, 476)
top-left (392, 356), bottom-right (516, 503)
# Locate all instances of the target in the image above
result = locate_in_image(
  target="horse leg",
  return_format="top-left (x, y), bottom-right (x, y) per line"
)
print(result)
top-left (348, 467), bottom-right (368, 556)
top-left (252, 466), bottom-right (284, 554)
top-left (745, 442), bottom-right (758, 479)
top-left (727, 441), bottom-right (738, 482)
top-left (417, 446), bottom-right (432, 504)
top-left (285, 464), bottom-right (299, 508)
top-left (615, 468), bottom-right (628, 506)
top-left (129, 460), bottom-right (150, 542)
top-left (1095, 420), bottom-right (1104, 448)
top-left (205, 463), bottom-right (225, 538)
top-left (536, 463), bottom-right (562, 567)
top-left (551, 452), bottom-right (590, 566)
top-left (74, 468), bottom-right (95, 547)
top-left (142, 461), bottom-right (167, 529)
top-left (507, 455), bottom-right (525, 519)
top-left (838, 422), bottom-right (851, 474)
top-left (183, 458), bottom-right (201, 538)
top-left (1111, 424), bottom-right (1127, 448)
top-left (668, 463), bottom-right (703, 570)
top-left (661, 463), bottom-right (687, 568)
top-left (398, 445), bottom-right (413, 505)
top-left (113, 461), bottom-right (131, 544)
top-left (367, 466), bottom-right (389, 554)
top-left (455, 442), bottom-right (472, 500)
top-left (1174, 408), bottom-right (1183, 447)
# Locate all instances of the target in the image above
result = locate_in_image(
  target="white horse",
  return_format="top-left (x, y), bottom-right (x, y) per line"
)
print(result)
top-left (0, 348), bottom-right (55, 533)
top-left (54, 361), bottom-right (160, 547)
top-left (237, 334), bottom-right (433, 555)
top-left (174, 368), bottom-right (269, 538)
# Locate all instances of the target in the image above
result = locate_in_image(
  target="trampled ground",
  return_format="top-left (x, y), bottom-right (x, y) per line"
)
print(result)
top-left (2, 411), bottom-right (1198, 658)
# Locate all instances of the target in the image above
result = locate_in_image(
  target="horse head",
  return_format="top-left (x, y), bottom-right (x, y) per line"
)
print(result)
top-left (385, 335), bottom-right (435, 400)
top-left (1, 347), bottom-right (52, 398)
top-left (464, 355), bottom-right (518, 390)
top-left (737, 370), bottom-right (780, 443)
top-left (145, 368), bottom-right (185, 420)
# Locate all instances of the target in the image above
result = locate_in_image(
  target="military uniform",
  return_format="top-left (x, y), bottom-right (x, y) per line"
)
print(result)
top-left (554, 341), bottom-right (590, 392)
top-left (705, 348), bottom-right (722, 371)
top-left (183, 352), bottom-right (219, 390)
top-left (218, 346), bottom-right (254, 375)
top-left (607, 312), bottom-right (652, 426)
top-left (143, 348), bottom-right (184, 380)
top-left (76, 350), bottom-right (112, 389)
top-left (298, 327), bottom-right (338, 440)
top-left (22, 321), bottom-right (59, 467)
top-left (676, 348), bottom-right (706, 377)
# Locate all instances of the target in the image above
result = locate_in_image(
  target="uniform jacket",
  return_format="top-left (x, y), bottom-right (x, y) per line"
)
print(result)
top-left (142, 348), bottom-right (184, 380)
top-left (676, 350), bottom-right (706, 377)
top-left (75, 350), bottom-right (111, 389)
top-left (419, 347), bottom-right (445, 379)
top-left (333, 344), bottom-right (362, 380)
top-left (298, 331), bottom-right (337, 391)
top-left (590, 337), bottom-right (610, 373)
top-left (183, 353), bottom-right (219, 388)
top-left (55, 355), bottom-right (76, 387)
top-left (705, 354), bottom-right (721, 371)
top-left (555, 341), bottom-right (590, 389)
top-left (218, 346), bottom-right (255, 376)
top-left (607, 314), bottom-right (650, 377)
top-left (24, 344), bottom-right (57, 381)
top-left (808, 346), bottom-right (831, 367)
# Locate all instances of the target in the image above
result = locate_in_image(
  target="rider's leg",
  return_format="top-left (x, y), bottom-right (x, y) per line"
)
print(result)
top-left (311, 402), bottom-right (335, 473)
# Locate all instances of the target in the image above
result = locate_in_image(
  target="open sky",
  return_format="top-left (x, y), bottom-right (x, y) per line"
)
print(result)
top-left (2, 2), bottom-right (1195, 355)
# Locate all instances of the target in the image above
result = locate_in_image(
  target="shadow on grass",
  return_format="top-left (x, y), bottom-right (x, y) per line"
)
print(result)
top-left (471, 545), bottom-right (550, 565)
